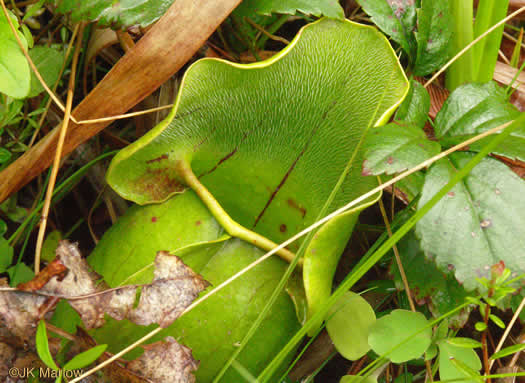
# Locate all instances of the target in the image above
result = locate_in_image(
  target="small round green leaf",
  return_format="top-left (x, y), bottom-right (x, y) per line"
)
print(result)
top-left (439, 341), bottom-right (482, 383)
top-left (326, 292), bottom-right (376, 361)
top-left (368, 309), bottom-right (432, 363)
top-left (474, 322), bottom-right (487, 332)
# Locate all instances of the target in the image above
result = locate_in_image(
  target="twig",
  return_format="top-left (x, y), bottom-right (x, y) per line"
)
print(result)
top-left (34, 23), bottom-right (85, 274)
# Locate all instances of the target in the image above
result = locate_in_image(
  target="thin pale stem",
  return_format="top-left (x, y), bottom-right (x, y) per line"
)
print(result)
top-left (34, 23), bottom-right (85, 274)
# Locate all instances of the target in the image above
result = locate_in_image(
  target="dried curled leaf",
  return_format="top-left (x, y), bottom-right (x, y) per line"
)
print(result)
top-left (128, 337), bottom-right (199, 383)
top-left (0, 241), bottom-right (209, 344)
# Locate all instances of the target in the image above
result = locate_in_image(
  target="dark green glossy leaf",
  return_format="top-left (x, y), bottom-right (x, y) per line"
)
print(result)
top-left (439, 341), bottom-right (482, 383)
top-left (51, 0), bottom-right (175, 28)
top-left (416, 152), bottom-right (525, 290)
top-left (86, 191), bottom-right (300, 382)
top-left (326, 292), bottom-right (376, 361)
top-left (368, 309), bottom-right (432, 363)
top-left (234, 0), bottom-right (344, 18)
top-left (435, 82), bottom-right (525, 161)
top-left (390, 231), bottom-right (470, 328)
top-left (395, 80), bottom-right (430, 129)
top-left (362, 122), bottom-right (440, 176)
top-left (413, 0), bottom-right (452, 76)
top-left (357, 0), bottom-right (417, 59)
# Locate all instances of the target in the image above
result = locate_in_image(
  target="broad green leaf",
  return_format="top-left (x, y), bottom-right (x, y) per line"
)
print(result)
top-left (415, 152), bottom-right (525, 290)
top-left (439, 341), bottom-right (482, 383)
top-left (304, 194), bottom-right (379, 334)
top-left (51, 0), bottom-right (175, 28)
top-left (390, 231), bottom-right (470, 328)
top-left (107, 19), bottom-right (408, 252)
top-left (7, 263), bottom-right (34, 286)
top-left (368, 309), bottom-right (432, 363)
top-left (490, 343), bottom-right (525, 360)
top-left (326, 292), bottom-right (376, 361)
top-left (341, 376), bottom-right (377, 383)
top-left (234, 0), bottom-right (344, 18)
top-left (41, 230), bottom-right (62, 263)
top-left (362, 122), bottom-right (440, 176)
top-left (27, 46), bottom-right (64, 98)
top-left (0, 11), bottom-right (30, 99)
top-left (357, 0), bottom-right (417, 59)
top-left (0, 236), bottom-right (13, 273)
top-left (413, 0), bottom-right (452, 76)
top-left (395, 80), bottom-right (430, 129)
top-left (86, 191), bottom-right (300, 382)
top-left (36, 320), bottom-right (60, 370)
top-left (435, 82), bottom-right (525, 161)
top-left (0, 148), bottom-right (11, 164)
top-left (63, 344), bottom-right (107, 370)
top-left (446, 337), bottom-right (482, 349)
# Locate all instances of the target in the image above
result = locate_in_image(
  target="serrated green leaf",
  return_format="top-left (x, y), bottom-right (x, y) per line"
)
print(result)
top-left (416, 152), bottom-right (525, 291)
top-left (63, 344), bottom-right (107, 370)
top-left (362, 122), bottom-right (440, 176)
top-left (51, 0), bottom-right (175, 28)
top-left (413, 0), bottom-right (452, 76)
top-left (389, 231), bottom-right (470, 328)
top-left (27, 46), bottom-right (64, 98)
top-left (36, 320), bottom-right (60, 370)
top-left (234, 0), bottom-right (344, 18)
top-left (446, 337), bottom-right (482, 349)
top-left (435, 82), bottom-right (525, 161)
top-left (490, 343), bottom-right (525, 360)
top-left (326, 292), bottom-right (376, 360)
top-left (368, 309), bottom-right (432, 363)
top-left (439, 342), bottom-right (482, 383)
top-left (395, 80), bottom-right (430, 129)
top-left (357, 0), bottom-right (417, 59)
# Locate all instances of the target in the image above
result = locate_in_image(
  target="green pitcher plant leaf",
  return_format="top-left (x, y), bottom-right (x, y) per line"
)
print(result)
top-left (85, 191), bottom-right (300, 382)
top-left (435, 82), bottom-right (525, 162)
top-left (416, 152), bottom-right (525, 291)
top-left (106, 17), bottom-right (408, 279)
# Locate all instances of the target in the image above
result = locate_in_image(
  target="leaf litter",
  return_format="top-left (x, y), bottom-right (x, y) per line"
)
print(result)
top-left (0, 240), bottom-right (209, 382)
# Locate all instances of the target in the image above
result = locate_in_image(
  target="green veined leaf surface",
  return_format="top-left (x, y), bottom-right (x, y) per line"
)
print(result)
top-left (435, 82), bottom-right (525, 161)
top-left (416, 152), bottom-right (525, 290)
